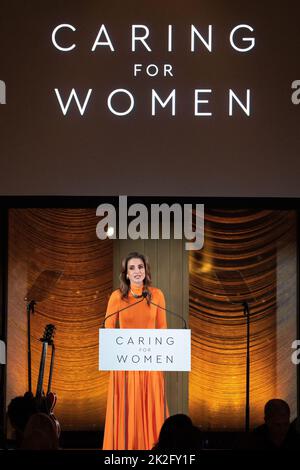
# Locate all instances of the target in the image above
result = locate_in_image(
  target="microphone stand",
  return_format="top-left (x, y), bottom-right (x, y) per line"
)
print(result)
top-left (101, 295), bottom-right (146, 328)
top-left (24, 270), bottom-right (63, 395)
top-left (229, 300), bottom-right (251, 432)
top-left (147, 299), bottom-right (188, 329)
top-left (243, 301), bottom-right (250, 433)
top-left (26, 300), bottom-right (36, 395)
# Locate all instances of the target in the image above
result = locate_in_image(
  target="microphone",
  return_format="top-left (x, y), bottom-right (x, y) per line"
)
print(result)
top-left (228, 300), bottom-right (250, 315)
top-left (101, 295), bottom-right (146, 328)
top-left (146, 296), bottom-right (188, 329)
top-left (26, 300), bottom-right (36, 314)
top-left (242, 301), bottom-right (250, 316)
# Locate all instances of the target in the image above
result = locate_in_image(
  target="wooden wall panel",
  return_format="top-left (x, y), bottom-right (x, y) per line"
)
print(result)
top-left (189, 210), bottom-right (297, 430)
top-left (6, 208), bottom-right (297, 433)
top-left (7, 209), bottom-right (113, 431)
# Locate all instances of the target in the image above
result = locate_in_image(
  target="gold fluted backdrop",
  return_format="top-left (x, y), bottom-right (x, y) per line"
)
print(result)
top-left (7, 208), bottom-right (298, 432)
top-left (7, 209), bottom-right (113, 431)
top-left (189, 209), bottom-right (297, 429)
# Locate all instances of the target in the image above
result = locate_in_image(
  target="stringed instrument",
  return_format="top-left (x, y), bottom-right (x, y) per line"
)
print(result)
top-left (35, 324), bottom-right (60, 437)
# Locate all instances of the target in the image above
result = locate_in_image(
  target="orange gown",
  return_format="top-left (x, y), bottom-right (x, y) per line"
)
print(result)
top-left (102, 284), bottom-right (168, 450)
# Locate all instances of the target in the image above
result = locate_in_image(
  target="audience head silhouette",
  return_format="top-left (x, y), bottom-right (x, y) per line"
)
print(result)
top-left (243, 397), bottom-right (300, 450)
top-left (7, 392), bottom-right (36, 447)
top-left (264, 398), bottom-right (290, 447)
top-left (153, 413), bottom-right (201, 450)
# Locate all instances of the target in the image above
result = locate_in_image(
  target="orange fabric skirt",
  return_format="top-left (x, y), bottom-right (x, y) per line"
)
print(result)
top-left (102, 370), bottom-right (168, 450)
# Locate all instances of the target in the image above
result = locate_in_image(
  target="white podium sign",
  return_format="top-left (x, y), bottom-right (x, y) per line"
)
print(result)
top-left (99, 329), bottom-right (191, 371)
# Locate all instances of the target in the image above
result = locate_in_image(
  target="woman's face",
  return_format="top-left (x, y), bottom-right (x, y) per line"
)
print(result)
top-left (127, 258), bottom-right (146, 286)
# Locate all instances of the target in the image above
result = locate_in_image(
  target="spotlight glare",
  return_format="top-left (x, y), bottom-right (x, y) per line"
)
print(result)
top-left (107, 226), bottom-right (115, 237)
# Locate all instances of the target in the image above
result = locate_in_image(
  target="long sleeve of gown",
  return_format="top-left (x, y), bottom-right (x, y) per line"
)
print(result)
top-left (104, 291), bottom-right (119, 328)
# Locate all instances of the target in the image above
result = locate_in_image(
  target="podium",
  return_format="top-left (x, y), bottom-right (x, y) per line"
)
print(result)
top-left (99, 328), bottom-right (191, 449)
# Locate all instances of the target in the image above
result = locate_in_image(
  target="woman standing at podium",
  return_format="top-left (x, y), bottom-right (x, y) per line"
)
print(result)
top-left (102, 252), bottom-right (168, 450)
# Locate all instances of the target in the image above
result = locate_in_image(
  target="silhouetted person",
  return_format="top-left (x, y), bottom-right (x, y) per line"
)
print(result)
top-left (291, 416), bottom-right (300, 436)
top-left (251, 399), bottom-right (300, 450)
top-left (152, 414), bottom-right (202, 451)
top-left (7, 392), bottom-right (36, 448)
top-left (21, 412), bottom-right (59, 450)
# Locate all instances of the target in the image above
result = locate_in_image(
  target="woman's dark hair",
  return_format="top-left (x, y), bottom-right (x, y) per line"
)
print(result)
top-left (119, 252), bottom-right (152, 303)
